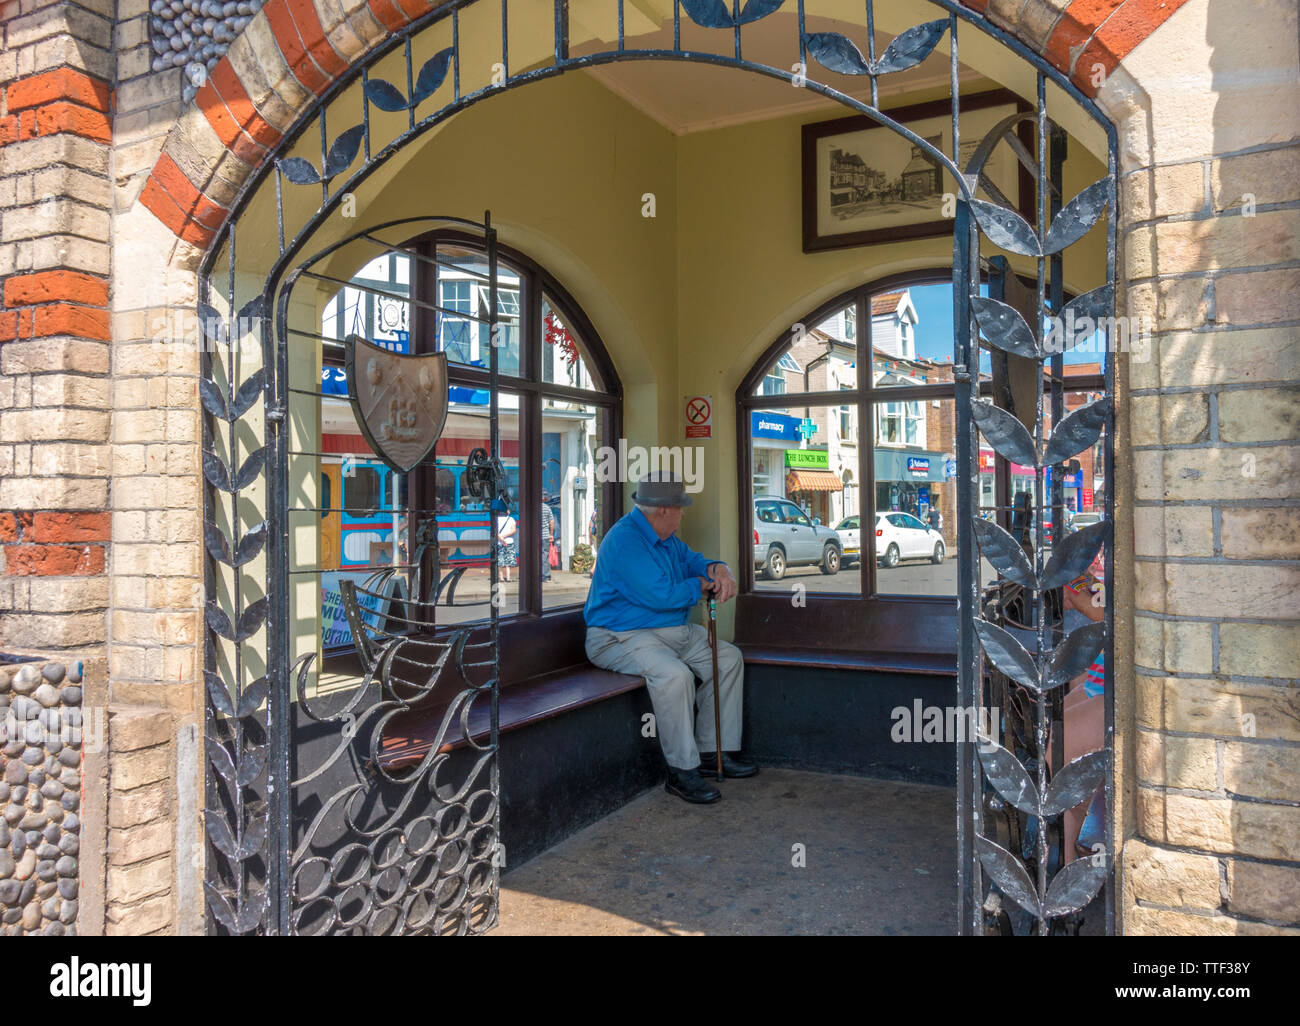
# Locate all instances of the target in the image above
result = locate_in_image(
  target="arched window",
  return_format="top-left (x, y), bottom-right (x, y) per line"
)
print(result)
top-left (737, 271), bottom-right (1104, 647)
top-left (311, 232), bottom-right (621, 648)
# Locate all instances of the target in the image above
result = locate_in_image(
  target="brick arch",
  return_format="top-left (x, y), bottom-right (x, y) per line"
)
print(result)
top-left (139, 0), bottom-right (1191, 249)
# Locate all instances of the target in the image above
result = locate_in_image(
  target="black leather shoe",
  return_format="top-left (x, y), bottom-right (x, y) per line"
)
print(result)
top-left (697, 751), bottom-right (759, 779)
top-left (665, 767), bottom-right (721, 804)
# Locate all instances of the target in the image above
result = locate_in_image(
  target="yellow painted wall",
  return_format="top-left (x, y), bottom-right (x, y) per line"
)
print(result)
top-left (291, 64), bottom-right (1108, 637)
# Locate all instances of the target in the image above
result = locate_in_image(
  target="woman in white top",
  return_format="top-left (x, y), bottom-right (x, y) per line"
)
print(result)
top-left (496, 511), bottom-right (518, 582)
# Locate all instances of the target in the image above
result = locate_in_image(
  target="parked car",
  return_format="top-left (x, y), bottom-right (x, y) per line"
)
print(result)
top-left (875, 511), bottom-right (945, 568)
top-left (753, 496), bottom-right (843, 580)
top-left (1070, 511), bottom-right (1104, 530)
top-left (833, 515), bottom-right (862, 566)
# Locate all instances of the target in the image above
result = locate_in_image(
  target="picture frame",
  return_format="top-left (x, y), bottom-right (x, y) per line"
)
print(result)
top-left (801, 89), bottom-right (1032, 253)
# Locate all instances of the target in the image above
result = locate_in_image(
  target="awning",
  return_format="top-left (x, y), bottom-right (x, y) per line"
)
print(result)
top-left (786, 469), bottom-right (843, 493)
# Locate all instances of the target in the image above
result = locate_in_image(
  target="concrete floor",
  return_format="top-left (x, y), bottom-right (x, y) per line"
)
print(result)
top-left (493, 768), bottom-right (957, 936)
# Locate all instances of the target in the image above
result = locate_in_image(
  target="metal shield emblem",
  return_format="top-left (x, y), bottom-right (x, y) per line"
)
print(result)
top-left (344, 334), bottom-right (449, 474)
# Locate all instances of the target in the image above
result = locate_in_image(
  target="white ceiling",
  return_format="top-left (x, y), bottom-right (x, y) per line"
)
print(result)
top-left (575, 11), bottom-right (986, 135)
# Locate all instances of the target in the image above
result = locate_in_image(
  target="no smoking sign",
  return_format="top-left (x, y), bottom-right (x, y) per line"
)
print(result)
top-left (685, 395), bottom-right (712, 439)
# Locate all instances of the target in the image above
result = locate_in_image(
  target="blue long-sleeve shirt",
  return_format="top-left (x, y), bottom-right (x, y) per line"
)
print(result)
top-left (583, 507), bottom-right (722, 630)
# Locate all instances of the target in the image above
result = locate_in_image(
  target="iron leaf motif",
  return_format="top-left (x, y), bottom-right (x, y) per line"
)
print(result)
top-left (207, 739), bottom-right (236, 789)
top-left (803, 32), bottom-right (871, 75)
top-left (680, 0), bottom-right (733, 29)
top-left (976, 835), bottom-right (1042, 919)
top-left (1044, 621), bottom-right (1106, 689)
top-left (969, 198), bottom-right (1042, 257)
top-left (233, 520), bottom-right (269, 567)
top-left (978, 738), bottom-right (1039, 814)
top-left (322, 125), bottom-right (365, 180)
top-left (204, 669), bottom-right (235, 718)
top-left (1043, 749), bottom-right (1109, 818)
top-left (237, 744), bottom-right (267, 787)
top-left (203, 520), bottom-right (232, 566)
top-left (973, 518), bottom-right (1036, 589)
top-left (202, 450), bottom-right (231, 492)
top-left (736, 0), bottom-right (783, 25)
top-left (231, 447), bottom-right (267, 491)
top-left (1040, 519), bottom-right (1110, 591)
top-left (1043, 855), bottom-right (1108, 918)
top-left (277, 155), bottom-right (323, 186)
top-left (235, 886), bottom-right (269, 934)
top-left (278, 127), bottom-right (365, 184)
top-left (236, 675), bottom-right (268, 719)
top-left (1053, 284), bottom-right (1113, 355)
top-left (203, 882), bottom-right (239, 932)
top-left (972, 294), bottom-right (1039, 360)
top-left (199, 378), bottom-right (228, 421)
top-left (411, 48), bottom-right (455, 107)
top-left (1042, 178), bottom-right (1109, 255)
top-left (197, 301), bottom-right (225, 345)
top-left (872, 19), bottom-right (948, 74)
top-left (364, 78), bottom-right (408, 113)
top-left (971, 400), bottom-right (1037, 468)
top-left (235, 596), bottom-right (268, 643)
top-left (204, 599), bottom-right (235, 641)
top-left (230, 369), bottom-right (265, 421)
top-left (974, 617), bottom-right (1038, 691)
top-left (205, 807), bottom-right (239, 858)
top-left (1042, 395), bottom-right (1109, 467)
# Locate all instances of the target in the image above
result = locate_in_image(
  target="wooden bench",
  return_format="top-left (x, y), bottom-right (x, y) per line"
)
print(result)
top-left (379, 663), bottom-right (644, 769)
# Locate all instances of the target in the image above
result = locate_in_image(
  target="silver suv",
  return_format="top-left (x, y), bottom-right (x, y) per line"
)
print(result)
top-left (752, 496), bottom-right (843, 580)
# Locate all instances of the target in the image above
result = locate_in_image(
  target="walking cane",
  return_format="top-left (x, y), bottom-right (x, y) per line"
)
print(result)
top-left (707, 587), bottom-right (723, 780)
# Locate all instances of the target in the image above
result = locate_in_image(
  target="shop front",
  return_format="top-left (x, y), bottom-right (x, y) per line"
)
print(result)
top-left (750, 410), bottom-right (802, 501)
top-left (784, 449), bottom-right (845, 527)
top-left (875, 449), bottom-right (950, 533)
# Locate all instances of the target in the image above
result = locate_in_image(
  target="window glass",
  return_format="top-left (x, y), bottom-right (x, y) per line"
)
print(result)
top-left (344, 466), bottom-right (381, 515)
top-left (541, 295), bottom-right (601, 391)
top-left (750, 303), bottom-right (854, 398)
top-left (435, 243), bottom-right (522, 377)
top-left (540, 399), bottom-right (604, 612)
top-left (749, 403), bottom-right (861, 596)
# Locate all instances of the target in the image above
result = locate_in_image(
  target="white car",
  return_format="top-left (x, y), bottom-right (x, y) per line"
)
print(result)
top-left (875, 512), bottom-right (945, 568)
top-left (833, 515), bottom-right (863, 566)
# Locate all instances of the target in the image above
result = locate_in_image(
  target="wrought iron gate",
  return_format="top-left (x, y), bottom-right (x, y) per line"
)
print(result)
top-left (197, 0), bottom-right (1118, 935)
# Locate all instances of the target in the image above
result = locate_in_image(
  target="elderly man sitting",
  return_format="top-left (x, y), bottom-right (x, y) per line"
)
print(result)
top-left (583, 474), bottom-right (757, 804)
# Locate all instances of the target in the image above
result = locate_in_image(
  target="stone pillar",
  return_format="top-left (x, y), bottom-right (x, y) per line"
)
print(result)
top-left (1097, 0), bottom-right (1300, 934)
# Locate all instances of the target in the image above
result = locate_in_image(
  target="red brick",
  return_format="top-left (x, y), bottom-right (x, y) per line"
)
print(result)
top-left (283, 0), bottom-right (350, 79)
top-left (208, 59), bottom-right (282, 151)
top-left (195, 80), bottom-right (256, 156)
top-left (367, 0), bottom-right (410, 33)
top-left (6, 69), bottom-right (111, 113)
top-left (27, 512), bottom-right (111, 544)
top-left (5, 270), bottom-right (108, 308)
top-left (0, 115), bottom-right (16, 146)
top-left (17, 110), bottom-right (38, 141)
top-left (1044, 0), bottom-right (1125, 76)
top-left (0, 310), bottom-right (18, 343)
top-left (4, 544), bottom-right (105, 576)
top-left (1072, 0), bottom-right (1194, 96)
top-left (0, 515), bottom-right (18, 543)
top-left (34, 100), bottom-right (112, 143)
top-left (264, 0), bottom-right (333, 95)
top-left (31, 303), bottom-right (111, 341)
top-left (151, 152), bottom-right (204, 213)
top-left (140, 175), bottom-right (189, 239)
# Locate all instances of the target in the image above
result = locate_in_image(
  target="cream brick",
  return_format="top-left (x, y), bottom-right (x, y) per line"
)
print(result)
top-left (114, 410), bottom-right (168, 444)
top-left (1164, 563), bottom-right (1300, 619)
top-left (1160, 445), bottom-right (1298, 501)
top-left (0, 475), bottom-right (107, 509)
top-left (110, 710), bottom-right (173, 752)
top-left (1222, 508), bottom-right (1300, 560)
top-left (0, 199), bottom-right (109, 243)
top-left (29, 442), bottom-right (109, 477)
top-left (1134, 615), bottom-right (1162, 665)
top-left (30, 374), bottom-right (110, 410)
top-left (1164, 620), bottom-right (1213, 673)
top-left (1122, 162), bottom-right (1206, 222)
top-left (105, 892), bottom-right (171, 936)
top-left (1122, 839), bottom-right (1222, 910)
top-left (1138, 790), bottom-right (1299, 860)
top-left (1126, 210), bottom-right (1300, 280)
top-left (30, 234), bottom-right (111, 276)
top-left (110, 444), bottom-right (147, 477)
top-left (0, 408), bottom-right (110, 444)
top-left (1164, 506), bottom-right (1214, 557)
top-left (106, 856), bottom-right (172, 906)
top-left (1125, 906), bottom-right (1266, 936)
top-left (1218, 386), bottom-right (1300, 443)
top-left (1137, 732), bottom-right (1217, 790)
top-left (1134, 560), bottom-right (1165, 614)
top-left (112, 542), bottom-right (201, 577)
top-left (1223, 741), bottom-right (1300, 801)
top-left (113, 746), bottom-right (172, 792)
top-left (1216, 268), bottom-right (1300, 326)
top-left (1133, 506), bottom-right (1165, 558)
top-left (1138, 676), bottom-right (1300, 742)
top-left (0, 611), bottom-right (105, 648)
top-left (108, 819), bottom-right (172, 867)
top-left (26, 576), bottom-right (109, 613)
top-left (1212, 146), bottom-right (1300, 211)
top-left (1226, 861), bottom-right (1300, 923)
top-left (1, 339), bottom-right (109, 375)
top-left (1219, 622), bottom-right (1300, 678)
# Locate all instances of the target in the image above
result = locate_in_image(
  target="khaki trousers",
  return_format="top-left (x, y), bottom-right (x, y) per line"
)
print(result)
top-left (585, 622), bottom-right (744, 771)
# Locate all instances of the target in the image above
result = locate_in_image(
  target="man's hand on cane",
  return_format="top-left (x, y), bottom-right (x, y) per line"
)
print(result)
top-left (704, 563), bottom-right (737, 603)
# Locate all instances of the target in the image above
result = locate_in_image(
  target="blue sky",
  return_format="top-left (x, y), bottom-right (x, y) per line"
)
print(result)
top-left (907, 282), bottom-right (1104, 368)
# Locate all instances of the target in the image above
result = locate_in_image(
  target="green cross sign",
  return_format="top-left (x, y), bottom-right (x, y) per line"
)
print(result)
top-left (798, 418), bottom-right (818, 440)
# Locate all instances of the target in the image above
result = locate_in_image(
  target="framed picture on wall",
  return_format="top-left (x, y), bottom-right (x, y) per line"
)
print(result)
top-left (801, 89), bottom-right (1031, 253)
